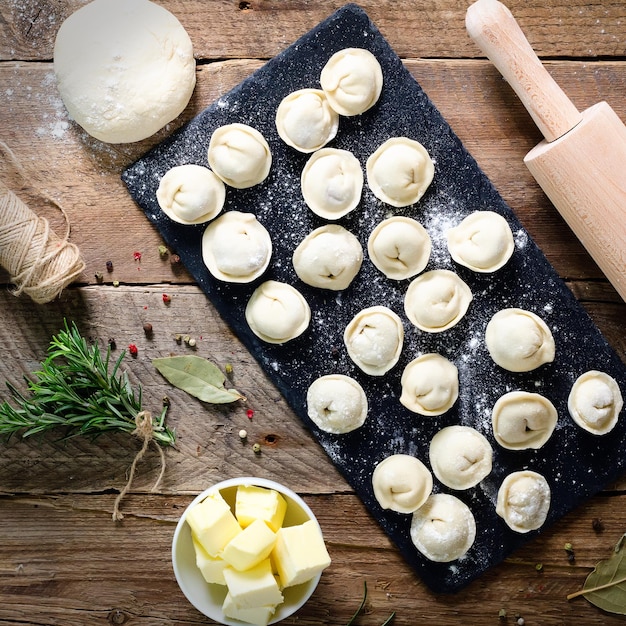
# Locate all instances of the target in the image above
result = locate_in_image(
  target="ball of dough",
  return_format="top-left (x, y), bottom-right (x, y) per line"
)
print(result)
top-left (366, 137), bottom-right (434, 207)
top-left (156, 164), bottom-right (225, 224)
top-left (320, 47), bottom-right (383, 116)
top-left (568, 370), bottom-right (623, 435)
top-left (410, 493), bottom-right (476, 562)
top-left (429, 425), bottom-right (492, 490)
top-left (245, 280), bottom-right (311, 344)
top-left (368, 216), bottom-right (431, 281)
top-left (371, 454), bottom-right (433, 514)
top-left (53, 0), bottom-right (196, 144)
top-left (207, 123), bottom-right (272, 189)
top-left (491, 391), bottom-right (557, 450)
top-left (485, 308), bottom-right (555, 372)
top-left (307, 374), bottom-right (368, 434)
top-left (301, 148), bottom-right (363, 219)
top-left (404, 269), bottom-right (472, 333)
top-left (292, 225), bottom-right (363, 291)
top-left (202, 211), bottom-right (272, 283)
top-left (275, 89), bottom-right (339, 153)
top-left (344, 306), bottom-right (404, 376)
top-left (496, 470), bottom-right (551, 533)
top-left (446, 211), bottom-right (514, 273)
top-left (400, 353), bottom-right (459, 416)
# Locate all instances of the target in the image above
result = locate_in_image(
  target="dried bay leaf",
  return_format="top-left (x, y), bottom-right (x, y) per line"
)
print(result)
top-left (153, 355), bottom-right (244, 404)
top-left (567, 533), bottom-right (626, 614)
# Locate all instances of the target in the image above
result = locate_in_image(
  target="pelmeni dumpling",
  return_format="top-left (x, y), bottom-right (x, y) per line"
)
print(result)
top-left (410, 494), bottom-right (476, 562)
top-left (400, 353), bottom-right (459, 416)
top-left (372, 454), bottom-right (433, 514)
top-left (446, 211), bottom-right (514, 272)
top-left (368, 216), bottom-right (431, 280)
top-left (404, 269), bottom-right (472, 333)
top-left (156, 164), bottom-right (225, 224)
top-left (275, 89), bottom-right (339, 153)
top-left (292, 225), bottom-right (363, 291)
top-left (568, 370), bottom-right (623, 435)
top-left (496, 470), bottom-right (551, 533)
top-left (306, 374), bottom-right (368, 434)
top-left (485, 308), bottom-right (555, 372)
top-left (301, 148), bottom-right (363, 219)
top-left (207, 123), bottom-right (272, 188)
top-left (245, 280), bottom-right (311, 344)
top-left (320, 47), bottom-right (383, 116)
top-left (366, 137), bottom-right (434, 207)
top-left (344, 306), bottom-right (404, 376)
top-left (491, 391), bottom-right (557, 450)
top-left (202, 211), bottom-right (272, 283)
top-left (429, 426), bottom-right (492, 490)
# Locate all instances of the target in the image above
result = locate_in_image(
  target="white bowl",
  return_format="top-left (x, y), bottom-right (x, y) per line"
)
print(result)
top-left (172, 477), bottom-right (324, 625)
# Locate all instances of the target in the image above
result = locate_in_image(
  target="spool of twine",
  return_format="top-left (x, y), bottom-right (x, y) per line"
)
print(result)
top-left (0, 141), bottom-right (85, 304)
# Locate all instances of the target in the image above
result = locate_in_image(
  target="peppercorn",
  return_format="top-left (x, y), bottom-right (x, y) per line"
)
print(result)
top-left (174, 334), bottom-right (182, 344)
top-left (592, 517), bottom-right (605, 532)
top-left (188, 337), bottom-right (196, 348)
top-left (108, 338), bottom-right (117, 350)
top-left (170, 253), bottom-right (181, 265)
top-left (183, 335), bottom-right (191, 345)
top-left (158, 245), bottom-right (168, 257)
top-left (128, 344), bottom-right (138, 357)
top-left (162, 293), bottom-right (171, 304)
top-left (143, 323), bottom-right (153, 338)
top-left (239, 429), bottom-right (248, 440)
top-left (133, 251), bottom-right (142, 262)
top-left (94, 272), bottom-right (104, 283)
top-left (106, 260), bottom-right (113, 272)
top-left (162, 396), bottom-right (171, 408)
top-left (252, 443), bottom-right (261, 454)
top-left (113, 280), bottom-right (120, 287)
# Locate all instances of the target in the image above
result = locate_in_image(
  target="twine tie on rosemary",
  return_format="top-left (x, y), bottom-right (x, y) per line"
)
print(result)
top-left (112, 411), bottom-right (167, 521)
top-left (0, 140), bottom-right (85, 303)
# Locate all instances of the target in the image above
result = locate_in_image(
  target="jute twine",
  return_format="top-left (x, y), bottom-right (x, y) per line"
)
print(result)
top-left (0, 141), bottom-right (85, 304)
top-left (112, 411), bottom-right (167, 522)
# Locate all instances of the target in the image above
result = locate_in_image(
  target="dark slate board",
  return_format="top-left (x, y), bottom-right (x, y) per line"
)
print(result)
top-left (122, 4), bottom-right (626, 593)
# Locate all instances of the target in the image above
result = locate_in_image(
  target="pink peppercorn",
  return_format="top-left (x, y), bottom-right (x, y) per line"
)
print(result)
top-left (162, 293), bottom-right (171, 304)
top-left (246, 409), bottom-right (254, 420)
top-left (128, 344), bottom-right (138, 357)
top-left (133, 251), bottom-right (142, 261)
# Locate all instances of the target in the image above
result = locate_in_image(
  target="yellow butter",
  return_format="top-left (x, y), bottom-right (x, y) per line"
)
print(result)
top-left (223, 558), bottom-right (284, 609)
top-left (235, 484), bottom-right (287, 532)
top-left (272, 519), bottom-right (331, 587)
top-left (222, 592), bottom-right (276, 626)
top-left (222, 518), bottom-right (277, 572)
top-left (186, 490), bottom-right (242, 557)
top-left (191, 535), bottom-right (227, 585)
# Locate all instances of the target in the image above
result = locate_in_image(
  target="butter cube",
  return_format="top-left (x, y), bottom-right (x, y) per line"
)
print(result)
top-left (192, 535), bottom-right (227, 584)
top-left (222, 592), bottom-right (276, 626)
top-left (223, 558), bottom-right (284, 609)
top-left (236, 485), bottom-right (287, 532)
top-left (223, 518), bottom-right (277, 571)
top-left (272, 519), bottom-right (331, 587)
top-left (186, 491), bottom-right (242, 557)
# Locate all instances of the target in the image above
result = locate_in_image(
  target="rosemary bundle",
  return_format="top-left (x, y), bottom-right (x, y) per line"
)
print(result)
top-left (0, 320), bottom-right (175, 446)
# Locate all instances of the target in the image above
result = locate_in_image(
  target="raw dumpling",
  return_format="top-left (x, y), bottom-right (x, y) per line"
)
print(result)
top-left (207, 123), bottom-right (272, 189)
top-left (319, 47), bottom-right (383, 116)
top-left (368, 216), bottom-right (431, 280)
top-left (410, 493), bottom-right (476, 562)
top-left (275, 89), bottom-right (339, 153)
top-left (156, 164), bottom-right (225, 224)
top-left (306, 374), bottom-right (368, 434)
top-left (372, 454), bottom-right (433, 514)
top-left (292, 224), bottom-right (363, 291)
top-left (343, 306), bottom-right (404, 376)
top-left (485, 308), bottom-right (555, 372)
top-left (245, 280), bottom-right (311, 344)
top-left (568, 370), bottom-right (623, 435)
top-left (491, 391), bottom-right (557, 450)
top-left (366, 137), bottom-right (434, 207)
top-left (301, 148), bottom-right (363, 219)
top-left (496, 470), bottom-right (551, 533)
top-left (446, 210), bottom-right (514, 272)
top-left (202, 211), bottom-right (272, 283)
top-left (400, 353), bottom-right (459, 416)
top-left (404, 269), bottom-right (472, 333)
top-left (429, 425), bottom-right (492, 490)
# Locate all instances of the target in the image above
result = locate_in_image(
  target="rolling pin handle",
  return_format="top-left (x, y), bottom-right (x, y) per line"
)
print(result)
top-left (466, 0), bottom-right (583, 142)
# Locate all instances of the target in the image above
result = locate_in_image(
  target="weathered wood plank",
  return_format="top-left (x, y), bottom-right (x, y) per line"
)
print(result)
top-left (1, 0), bottom-right (626, 62)
top-left (1, 60), bottom-right (625, 288)
top-left (0, 492), bottom-right (624, 625)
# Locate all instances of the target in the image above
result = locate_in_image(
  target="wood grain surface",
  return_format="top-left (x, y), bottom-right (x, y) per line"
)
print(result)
top-left (0, 1), bottom-right (625, 624)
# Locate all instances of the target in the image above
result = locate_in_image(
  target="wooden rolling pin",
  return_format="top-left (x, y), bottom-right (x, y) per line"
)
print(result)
top-left (466, 0), bottom-right (626, 302)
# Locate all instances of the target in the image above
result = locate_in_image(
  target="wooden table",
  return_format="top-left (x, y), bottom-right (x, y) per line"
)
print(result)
top-left (1, 1), bottom-right (625, 624)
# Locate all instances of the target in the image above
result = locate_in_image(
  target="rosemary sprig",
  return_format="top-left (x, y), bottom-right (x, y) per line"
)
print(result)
top-left (0, 320), bottom-right (175, 446)
top-left (346, 580), bottom-right (395, 626)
